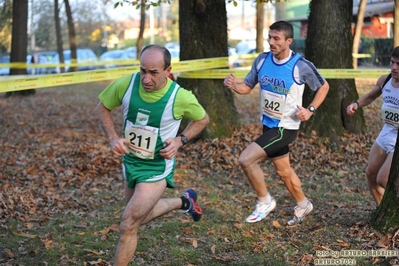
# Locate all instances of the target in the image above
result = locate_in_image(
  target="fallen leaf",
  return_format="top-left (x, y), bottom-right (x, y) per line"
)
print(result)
top-left (272, 220), bottom-right (282, 228)
top-left (12, 231), bottom-right (37, 238)
top-left (211, 245), bottom-right (216, 254)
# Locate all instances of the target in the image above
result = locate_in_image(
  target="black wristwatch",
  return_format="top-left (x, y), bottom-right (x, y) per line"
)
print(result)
top-left (307, 106), bottom-right (316, 113)
top-left (178, 134), bottom-right (188, 146)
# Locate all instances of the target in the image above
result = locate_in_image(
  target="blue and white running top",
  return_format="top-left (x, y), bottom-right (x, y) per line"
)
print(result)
top-left (376, 76), bottom-right (399, 153)
top-left (244, 50), bottom-right (326, 130)
top-left (381, 76), bottom-right (399, 129)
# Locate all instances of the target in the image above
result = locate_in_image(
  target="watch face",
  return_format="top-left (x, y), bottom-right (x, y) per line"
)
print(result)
top-left (179, 134), bottom-right (188, 145)
top-left (308, 106), bottom-right (315, 112)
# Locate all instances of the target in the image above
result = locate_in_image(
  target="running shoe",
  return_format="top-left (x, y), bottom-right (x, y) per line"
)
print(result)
top-left (287, 201), bottom-right (313, 226)
top-left (183, 189), bottom-right (202, 222)
top-left (245, 198), bottom-right (276, 223)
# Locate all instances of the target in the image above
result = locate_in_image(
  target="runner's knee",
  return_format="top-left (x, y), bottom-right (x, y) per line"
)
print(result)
top-left (276, 167), bottom-right (292, 180)
top-left (238, 153), bottom-right (254, 169)
top-left (119, 216), bottom-right (140, 235)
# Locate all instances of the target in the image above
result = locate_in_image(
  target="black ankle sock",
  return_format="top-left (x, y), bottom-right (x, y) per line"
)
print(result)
top-left (180, 196), bottom-right (190, 210)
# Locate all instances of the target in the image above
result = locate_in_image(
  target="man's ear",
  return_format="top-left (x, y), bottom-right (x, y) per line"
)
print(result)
top-left (165, 65), bottom-right (172, 76)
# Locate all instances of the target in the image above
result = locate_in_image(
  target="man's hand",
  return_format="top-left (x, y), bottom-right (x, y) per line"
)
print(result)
top-left (159, 138), bottom-right (181, 160)
top-left (295, 105), bottom-right (314, 121)
top-left (223, 73), bottom-right (237, 91)
top-left (110, 138), bottom-right (130, 156)
top-left (346, 102), bottom-right (358, 116)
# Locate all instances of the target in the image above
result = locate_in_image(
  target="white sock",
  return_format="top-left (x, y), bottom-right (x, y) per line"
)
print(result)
top-left (258, 193), bottom-right (272, 205)
top-left (297, 198), bottom-right (309, 209)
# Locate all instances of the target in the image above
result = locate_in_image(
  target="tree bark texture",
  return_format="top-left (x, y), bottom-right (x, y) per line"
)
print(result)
top-left (10, 0), bottom-right (28, 76)
top-left (370, 132), bottom-right (399, 234)
top-left (353, 0), bottom-right (367, 69)
top-left (54, 0), bottom-right (65, 73)
top-left (394, 0), bottom-right (399, 48)
top-left (136, 1), bottom-right (146, 60)
top-left (178, 0), bottom-right (241, 139)
top-left (256, 2), bottom-right (264, 53)
top-left (8, 0), bottom-right (35, 96)
top-left (64, 0), bottom-right (77, 72)
top-left (303, 0), bottom-right (366, 141)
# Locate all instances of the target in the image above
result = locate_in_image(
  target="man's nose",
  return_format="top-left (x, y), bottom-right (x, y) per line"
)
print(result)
top-left (142, 74), bottom-right (151, 82)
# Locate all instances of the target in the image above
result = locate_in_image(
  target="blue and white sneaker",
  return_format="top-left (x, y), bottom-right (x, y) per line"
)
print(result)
top-left (287, 201), bottom-right (313, 226)
top-left (245, 198), bottom-right (276, 223)
top-left (183, 189), bottom-right (202, 222)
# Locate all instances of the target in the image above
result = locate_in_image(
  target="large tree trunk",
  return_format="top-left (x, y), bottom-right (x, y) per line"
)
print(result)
top-left (371, 132), bottom-right (399, 234)
top-left (64, 0), bottom-right (77, 72)
top-left (353, 0), bottom-right (367, 69)
top-left (256, 1), bottom-right (264, 53)
top-left (302, 0), bottom-right (365, 141)
top-left (394, 0), bottom-right (399, 47)
top-left (10, 0), bottom-right (28, 76)
top-left (54, 0), bottom-right (65, 73)
top-left (136, 1), bottom-right (146, 60)
top-left (8, 0), bottom-right (35, 96)
top-left (178, 0), bottom-right (240, 139)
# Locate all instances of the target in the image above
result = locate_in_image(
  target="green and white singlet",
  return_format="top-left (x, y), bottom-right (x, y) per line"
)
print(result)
top-left (99, 73), bottom-right (206, 188)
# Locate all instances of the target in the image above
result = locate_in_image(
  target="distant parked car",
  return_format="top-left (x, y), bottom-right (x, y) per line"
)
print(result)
top-left (124, 46), bottom-right (137, 54)
top-left (228, 47), bottom-right (237, 68)
top-left (233, 40), bottom-right (270, 68)
top-left (99, 49), bottom-right (137, 68)
top-left (0, 54), bottom-right (48, 75)
top-left (27, 54), bottom-right (49, 75)
top-left (38, 51), bottom-right (58, 62)
top-left (165, 42), bottom-right (179, 50)
top-left (0, 55), bottom-right (10, 75)
top-left (48, 48), bottom-right (98, 73)
top-left (168, 48), bottom-right (179, 60)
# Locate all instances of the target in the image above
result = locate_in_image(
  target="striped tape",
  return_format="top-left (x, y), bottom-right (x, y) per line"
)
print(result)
top-left (0, 56), bottom-right (389, 93)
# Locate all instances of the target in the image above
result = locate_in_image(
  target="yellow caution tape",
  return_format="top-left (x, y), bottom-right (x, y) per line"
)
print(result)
top-left (179, 68), bottom-right (390, 79)
top-left (319, 69), bottom-right (389, 78)
top-left (352, 53), bottom-right (372, 58)
top-left (0, 67), bottom-right (139, 93)
top-left (179, 69), bottom-right (248, 79)
top-left (0, 60), bottom-right (141, 69)
top-left (0, 56), bottom-right (390, 93)
top-left (0, 57), bottom-right (227, 93)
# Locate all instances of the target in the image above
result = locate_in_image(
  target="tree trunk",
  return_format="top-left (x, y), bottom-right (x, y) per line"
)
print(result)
top-left (54, 0), bottom-right (65, 73)
top-left (178, 0), bottom-right (241, 139)
top-left (64, 0), bottom-right (77, 72)
top-left (302, 0), bottom-right (365, 141)
top-left (256, 1), bottom-right (264, 53)
top-left (0, 0), bottom-right (12, 52)
top-left (353, 0), bottom-right (367, 69)
top-left (394, 0), bottom-right (399, 48)
top-left (8, 0), bottom-right (35, 96)
top-left (370, 132), bottom-right (399, 234)
top-left (10, 0), bottom-right (28, 76)
top-left (136, 1), bottom-right (146, 60)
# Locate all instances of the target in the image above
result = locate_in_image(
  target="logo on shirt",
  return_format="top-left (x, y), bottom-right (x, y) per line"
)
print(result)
top-left (136, 112), bottom-right (149, 125)
top-left (259, 75), bottom-right (289, 94)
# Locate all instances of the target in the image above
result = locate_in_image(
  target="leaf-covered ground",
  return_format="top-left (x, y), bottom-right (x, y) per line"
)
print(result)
top-left (1, 79), bottom-right (398, 265)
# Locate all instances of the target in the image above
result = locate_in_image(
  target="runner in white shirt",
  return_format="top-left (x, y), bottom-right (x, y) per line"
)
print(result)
top-left (347, 46), bottom-right (399, 210)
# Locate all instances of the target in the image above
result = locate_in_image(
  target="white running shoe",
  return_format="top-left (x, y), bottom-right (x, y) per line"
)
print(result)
top-left (287, 201), bottom-right (313, 226)
top-left (245, 198), bottom-right (276, 223)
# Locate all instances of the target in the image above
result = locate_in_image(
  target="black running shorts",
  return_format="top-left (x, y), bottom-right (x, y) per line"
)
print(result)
top-left (255, 126), bottom-right (298, 158)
